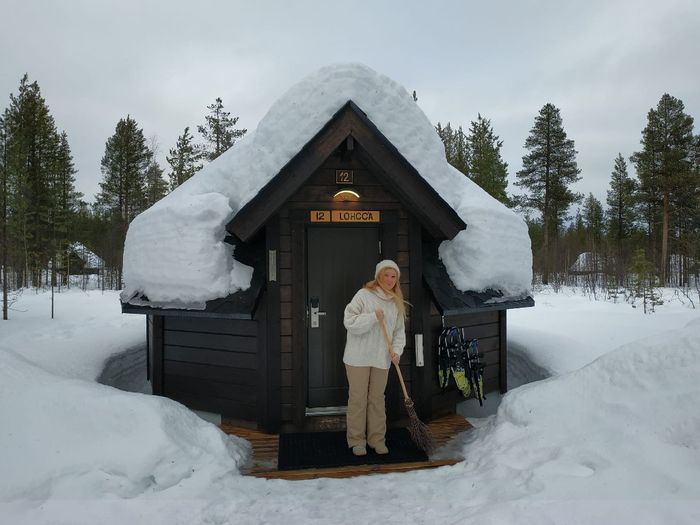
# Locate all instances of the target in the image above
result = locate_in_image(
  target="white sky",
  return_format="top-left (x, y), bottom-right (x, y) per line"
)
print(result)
top-left (2, 0), bottom-right (699, 210)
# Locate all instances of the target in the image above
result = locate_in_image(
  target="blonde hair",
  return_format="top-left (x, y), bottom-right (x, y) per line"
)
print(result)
top-left (364, 271), bottom-right (408, 320)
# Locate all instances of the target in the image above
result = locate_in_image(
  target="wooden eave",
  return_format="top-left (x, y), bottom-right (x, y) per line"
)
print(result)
top-left (227, 100), bottom-right (466, 242)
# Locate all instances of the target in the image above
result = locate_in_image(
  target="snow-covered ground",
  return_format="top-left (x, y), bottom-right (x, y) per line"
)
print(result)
top-left (1, 287), bottom-right (699, 524)
top-left (509, 286), bottom-right (700, 382)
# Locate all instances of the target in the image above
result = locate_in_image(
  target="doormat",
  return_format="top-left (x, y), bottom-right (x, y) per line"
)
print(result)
top-left (277, 427), bottom-right (429, 471)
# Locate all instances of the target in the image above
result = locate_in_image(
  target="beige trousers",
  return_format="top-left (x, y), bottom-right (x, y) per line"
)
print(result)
top-left (345, 364), bottom-right (389, 448)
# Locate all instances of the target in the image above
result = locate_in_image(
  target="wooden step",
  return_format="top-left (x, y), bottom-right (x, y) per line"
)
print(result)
top-left (252, 458), bottom-right (461, 480)
top-left (220, 413), bottom-right (472, 480)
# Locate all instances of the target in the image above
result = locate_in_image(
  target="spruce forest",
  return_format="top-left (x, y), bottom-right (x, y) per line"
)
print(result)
top-left (1, 75), bottom-right (699, 319)
top-left (436, 96), bottom-right (700, 307)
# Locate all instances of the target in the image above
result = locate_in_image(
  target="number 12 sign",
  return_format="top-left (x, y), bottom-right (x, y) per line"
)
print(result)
top-left (335, 170), bottom-right (353, 184)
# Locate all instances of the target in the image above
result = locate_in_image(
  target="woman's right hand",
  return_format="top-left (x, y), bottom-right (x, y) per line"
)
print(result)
top-left (375, 308), bottom-right (384, 321)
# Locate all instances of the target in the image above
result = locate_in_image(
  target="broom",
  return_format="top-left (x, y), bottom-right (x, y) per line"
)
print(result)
top-left (379, 318), bottom-right (435, 454)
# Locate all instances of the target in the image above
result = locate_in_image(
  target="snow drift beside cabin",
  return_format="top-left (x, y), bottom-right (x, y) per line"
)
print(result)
top-left (0, 349), bottom-right (248, 501)
top-left (122, 64), bottom-right (532, 306)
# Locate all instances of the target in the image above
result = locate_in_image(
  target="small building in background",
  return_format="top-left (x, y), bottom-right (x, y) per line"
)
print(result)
top-left (67, 242), bottom-right (103, 275)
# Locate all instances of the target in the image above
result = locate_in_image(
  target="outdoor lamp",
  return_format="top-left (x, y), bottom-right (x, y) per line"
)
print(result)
top-left (333, 189), bottom-right (361, 202)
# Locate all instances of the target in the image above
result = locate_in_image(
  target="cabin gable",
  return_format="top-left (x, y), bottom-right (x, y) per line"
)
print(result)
top-left (227, 101), bottom-right (465, 243)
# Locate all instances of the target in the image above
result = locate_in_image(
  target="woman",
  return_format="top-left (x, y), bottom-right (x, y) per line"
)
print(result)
top-left (343, 259), bottom-right (406, 456)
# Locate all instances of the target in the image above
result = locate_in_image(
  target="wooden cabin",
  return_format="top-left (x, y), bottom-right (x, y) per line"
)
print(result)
top-left (122, 100), bottom-right (533, 433)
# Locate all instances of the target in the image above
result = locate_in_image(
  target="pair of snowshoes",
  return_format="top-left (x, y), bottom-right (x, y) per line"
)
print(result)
top-left (438, 327), bottom-right (486, 405)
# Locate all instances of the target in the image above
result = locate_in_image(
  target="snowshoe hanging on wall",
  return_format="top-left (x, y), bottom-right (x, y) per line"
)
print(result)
top-left (462, 333), bottom-right (486, 406)
top-left (437, 327), bottom-right (486, 405)
top-left (437, 329), bottom-right (452, 390)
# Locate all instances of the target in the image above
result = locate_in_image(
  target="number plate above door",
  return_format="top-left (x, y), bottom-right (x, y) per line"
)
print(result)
top-left (335, 170), bottom-right (354, 184)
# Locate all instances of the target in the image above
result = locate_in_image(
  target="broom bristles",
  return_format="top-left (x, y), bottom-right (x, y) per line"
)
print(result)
top-left (404, 398), bottom-right (435, 454)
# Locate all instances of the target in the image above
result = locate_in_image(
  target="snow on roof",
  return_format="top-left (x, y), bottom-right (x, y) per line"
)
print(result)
top-left (122, 64), bottom-right (532, 307)
top-left (69, 242), bottom-right (103, 268)
top-left (570, 252), bottom-right (605, 274)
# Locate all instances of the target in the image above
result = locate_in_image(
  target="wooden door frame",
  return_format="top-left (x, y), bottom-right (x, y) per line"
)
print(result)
top-left (289, 209), bottom-right (399, 429)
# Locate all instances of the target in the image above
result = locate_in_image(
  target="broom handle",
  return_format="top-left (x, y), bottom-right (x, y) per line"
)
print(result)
top-left (379, 318), bottom-right (410, 401)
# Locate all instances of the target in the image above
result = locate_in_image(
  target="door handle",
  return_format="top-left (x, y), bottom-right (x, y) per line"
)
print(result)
top-left (309, 297), bottom-right (327, 328)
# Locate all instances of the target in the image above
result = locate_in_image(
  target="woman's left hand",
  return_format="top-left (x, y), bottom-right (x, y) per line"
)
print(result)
top-left (390, 352), bottom-right (400, 365)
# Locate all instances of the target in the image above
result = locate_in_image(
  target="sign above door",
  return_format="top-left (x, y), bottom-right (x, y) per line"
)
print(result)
top-left (310, 210), bottom-right (381, 223)
top-left (335, 169), bottom-right (354, 184)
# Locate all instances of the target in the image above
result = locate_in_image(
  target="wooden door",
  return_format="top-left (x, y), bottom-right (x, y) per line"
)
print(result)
top-left (306, 226), bottom-right (379, 408)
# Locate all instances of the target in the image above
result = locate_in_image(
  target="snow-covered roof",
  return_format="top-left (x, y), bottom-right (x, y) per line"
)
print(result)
top-left (70, 242), bottom-right (103, 268)
top-left (570, 252), bottom-right (605, 274)
top-left (122, 63), bottom-right (532, 307)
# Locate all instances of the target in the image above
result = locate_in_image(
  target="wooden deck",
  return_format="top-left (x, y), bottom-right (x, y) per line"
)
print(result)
top-left (220, 413), bottom-right (472, 480)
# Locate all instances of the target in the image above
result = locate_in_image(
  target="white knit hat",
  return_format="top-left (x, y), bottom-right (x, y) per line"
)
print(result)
top-left (375, 259), bottom-right (400, 280)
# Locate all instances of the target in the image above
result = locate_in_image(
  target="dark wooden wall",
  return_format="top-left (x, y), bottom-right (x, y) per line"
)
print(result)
top-left (150, 315), bottom-right (260, 422)
top-left (422, 295), bottom-right (506, 418)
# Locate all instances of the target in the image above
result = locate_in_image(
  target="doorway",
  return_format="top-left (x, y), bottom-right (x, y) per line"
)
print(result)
top-left (306, 226), bottom-right (379, 409)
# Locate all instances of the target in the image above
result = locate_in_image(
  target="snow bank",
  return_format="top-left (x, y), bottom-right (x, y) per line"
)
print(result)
top-left (122, 63), bottom-right (531, 306)
top-left (0, 290), bottom-right (248, 503)
top-left (462, 317), bottom-right (700, 502)
top-left (0, 350), bottom-right (248, 501)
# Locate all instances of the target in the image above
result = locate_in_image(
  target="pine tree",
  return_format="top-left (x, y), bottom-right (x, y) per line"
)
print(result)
top-left (582, 193), bottom-right (604, 277)
top-left (436, 122), bottom-right (454, 166)
top-left (690, 135), bottom-right (700, 285)
top-left (466, 114), bottom-right (510, 205)
top-left (628, 248), bottom-right (662, 313)
top-left (435, 122), bottom-right (469, 176)
top-left (516, 103), bottom-right (582, 284)
top-left (96, 115), bottom-right (150, 286)
top-left (167, 126), bottom-right (203, 190)
top-left (198, 97), bottom-right (246, 161)
top-left (144, 154), bottom-right (167, 207)
top-left (453, 126), bottom-right (469, 176)
top-left (4, 74), bottom-right (63, 287)
top-left (582, 193), bottom-right (604, 241)
top-left (143, 137), bottom-right (167, 206)
top-left (50, 131), bottom-right (81, 287)
top-left (1, 109), bottom-right (7, 318)
top-left (568, 208), bottom-right (587, 269)
top-left (631, 94), bottom-right (695, 285)
top-left (97, 115), bottom-right (149, 221)
top-left (605, 153), bottom-right (637, 282)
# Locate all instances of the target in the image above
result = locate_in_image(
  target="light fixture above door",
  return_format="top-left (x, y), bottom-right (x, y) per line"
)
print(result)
top-left (333, 189), bottom-right (361, 202)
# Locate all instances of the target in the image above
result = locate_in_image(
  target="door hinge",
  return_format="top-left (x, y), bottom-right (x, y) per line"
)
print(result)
top-left (378, 240), bottom-right (382, 255)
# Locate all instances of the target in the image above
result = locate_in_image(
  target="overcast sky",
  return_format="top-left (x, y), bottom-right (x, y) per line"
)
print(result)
top-left (2, 0), bottom-right (699, 210)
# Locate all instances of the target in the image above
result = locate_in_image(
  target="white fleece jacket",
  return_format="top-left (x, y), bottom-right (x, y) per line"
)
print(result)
top-left (343, 287), bottom-right (406, 369)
